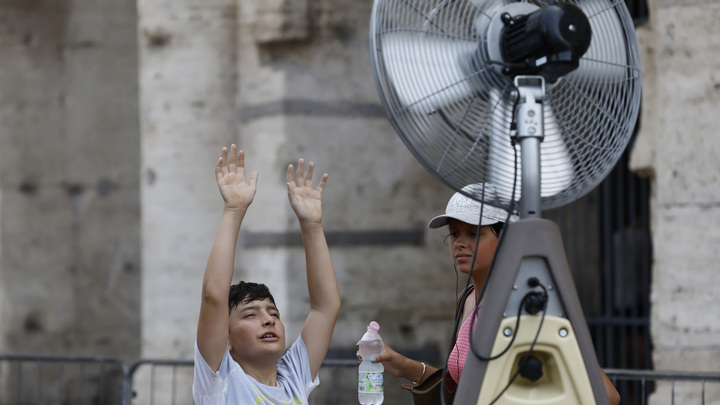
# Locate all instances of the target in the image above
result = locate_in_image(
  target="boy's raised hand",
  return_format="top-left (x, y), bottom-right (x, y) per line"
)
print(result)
top-left (287, 158), bottom-right (328, 225)
top-left (215, 144), bottom-right (259, 211)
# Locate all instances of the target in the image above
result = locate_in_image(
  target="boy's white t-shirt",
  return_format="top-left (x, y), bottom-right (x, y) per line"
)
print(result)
top-left (193, 336), bottom-right (320, 405)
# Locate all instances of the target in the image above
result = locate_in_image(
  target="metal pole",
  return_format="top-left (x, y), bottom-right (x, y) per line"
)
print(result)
top-left (513, 76), bottom-right (545, 218)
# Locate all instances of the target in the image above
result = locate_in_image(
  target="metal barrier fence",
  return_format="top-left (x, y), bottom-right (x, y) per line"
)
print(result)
top-left (2, 353), bottom-right (719, 405)
top-left (123, 359), bottom-right (193, 405)
top-left (604, 369), bottom-right (720, 405)
top-left (0, 354), bottom-right (127, 405)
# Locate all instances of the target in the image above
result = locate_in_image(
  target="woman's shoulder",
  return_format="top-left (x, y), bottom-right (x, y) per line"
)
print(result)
top-left (458, 284), bottom-right (475, 306)
top-left (457, 284), bottom-right (476, 321)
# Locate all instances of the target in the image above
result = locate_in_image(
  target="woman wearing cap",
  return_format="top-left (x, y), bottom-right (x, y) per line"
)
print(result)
top-left (368, 184), bottom-right (620, 405)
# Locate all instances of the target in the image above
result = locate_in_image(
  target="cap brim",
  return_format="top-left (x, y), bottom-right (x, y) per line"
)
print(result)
top-left (428, 213), bottom-right (501, 229)
top-left (428, 215), bottom-right (451, 229)
top-left (428, 209), bottom-right (519, 229)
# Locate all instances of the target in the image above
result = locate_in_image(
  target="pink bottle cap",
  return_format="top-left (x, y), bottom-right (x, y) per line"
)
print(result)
top-left (369, 321), bottom-right (380, 332)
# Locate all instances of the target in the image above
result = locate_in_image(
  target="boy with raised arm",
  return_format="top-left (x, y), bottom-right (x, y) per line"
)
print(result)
top-left (193, 144), bottom-right (341, 404)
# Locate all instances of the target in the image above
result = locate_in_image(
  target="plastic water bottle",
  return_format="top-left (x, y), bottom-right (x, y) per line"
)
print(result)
top-left (358, 321), bottom-right (385, 404)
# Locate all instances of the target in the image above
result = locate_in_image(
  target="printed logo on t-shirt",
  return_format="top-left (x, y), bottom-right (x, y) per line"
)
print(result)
top-left (252, 384), bottom-right (303, 404)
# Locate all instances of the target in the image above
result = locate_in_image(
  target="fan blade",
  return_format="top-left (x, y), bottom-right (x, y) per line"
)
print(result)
top-left (380, 32), bottom-right (479, 113)
top-left (540, 110), bottom-right (574, 196)
top-left (575, 0), bottom-right (632, 80)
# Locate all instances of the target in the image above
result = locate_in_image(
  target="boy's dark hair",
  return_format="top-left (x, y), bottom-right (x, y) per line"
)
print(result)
top-left (228, 281), bottom-right (276, 314)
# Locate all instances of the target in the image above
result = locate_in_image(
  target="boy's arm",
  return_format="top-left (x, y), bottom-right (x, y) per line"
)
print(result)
top-left (197, 145), bottom-right (258, 372)
top-left (286, 159), bottom-right (341, 379)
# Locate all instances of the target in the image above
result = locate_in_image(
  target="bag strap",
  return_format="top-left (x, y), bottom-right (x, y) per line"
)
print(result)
top-left (443, 283), bottom-right (476, 395)
top-left (450, 284), bottom-right (475, 346)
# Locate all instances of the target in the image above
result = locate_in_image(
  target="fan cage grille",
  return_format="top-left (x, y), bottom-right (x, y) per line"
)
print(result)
top-left (370, 0), bottom-right (642, 211)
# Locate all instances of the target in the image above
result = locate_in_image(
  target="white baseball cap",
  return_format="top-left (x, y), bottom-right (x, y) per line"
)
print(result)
top-left (428, 183), bottom-right (519, 229)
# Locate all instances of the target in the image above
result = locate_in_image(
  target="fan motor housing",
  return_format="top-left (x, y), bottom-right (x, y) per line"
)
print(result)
top-left (501, 3), bottom-right (591, 82)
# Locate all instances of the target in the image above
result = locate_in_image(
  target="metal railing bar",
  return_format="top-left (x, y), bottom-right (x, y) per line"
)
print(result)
top-left (37, 362), bottom-right (42, 404)
top-left (604, 369), bottom-right (720, 381)
top-left (81, 363), bottom-right (86, 405)
top-left (16, 362), bottom-right (21, 405)
top-left (671, 377), bottom-right (675, 405)
top-left (100, 361), bottom-right (106, 405)
top-left (0, 354), bottom-right (126, 365)
top-left (172, 365), bottom-right (178, 405)
top-left (150, 364), bottom-right (156, 405)
top-left (59, 362), bottom-right (66, 403)
top-left (641, 377), bottom-right (647, 404)
top-left (129, 358), bottom-right (194, 368)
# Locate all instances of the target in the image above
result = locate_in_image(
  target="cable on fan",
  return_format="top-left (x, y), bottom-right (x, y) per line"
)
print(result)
top-left (469, 285), bottom-right (533, 362)
top-left (468, 280), bottom-right (548, 361)
top-left (484, 59), bottom-right (534, 78)
top-left (507, 84), bottom-right (521, 147)
top-left (486, 280), bottom-right (549, 405)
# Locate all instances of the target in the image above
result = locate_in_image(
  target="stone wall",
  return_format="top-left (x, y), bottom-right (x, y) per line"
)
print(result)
top-left (631, 0), bottom-right (720, 403)
top-left (0, 0), bottom-right (141, 401)
top-left (137, 0), bottom-right (239, 360)
top-left (0, 0), bottom-right (140, 359)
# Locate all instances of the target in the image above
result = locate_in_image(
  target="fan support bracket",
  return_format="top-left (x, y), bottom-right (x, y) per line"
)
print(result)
top-left (455, 218), bottom-right (611, 405)
top-left (513, 75), bottom-right (546, 218)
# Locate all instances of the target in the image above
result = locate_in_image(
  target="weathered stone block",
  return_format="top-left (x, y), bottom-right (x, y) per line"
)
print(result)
top-left (242, 0), bottom-right (310, 44)
top-left (652, 205), bottom-right (720, 348)
top-left (654, 3), bottom-right (720, 205)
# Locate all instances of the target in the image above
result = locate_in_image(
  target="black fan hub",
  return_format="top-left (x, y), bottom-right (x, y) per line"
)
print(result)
top-left (500, 3), bottom-right (591, 82)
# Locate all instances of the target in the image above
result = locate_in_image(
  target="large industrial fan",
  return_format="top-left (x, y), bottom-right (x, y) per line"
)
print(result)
top-left (369, 0), bottom-right (641, 403)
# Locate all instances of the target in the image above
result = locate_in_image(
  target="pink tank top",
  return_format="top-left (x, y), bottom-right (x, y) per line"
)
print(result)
top-left (447, 300), bottom-right (479, 383)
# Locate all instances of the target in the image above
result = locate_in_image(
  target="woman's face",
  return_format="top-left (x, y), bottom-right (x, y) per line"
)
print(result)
top-left (447, 219), bottom-right (499, 281)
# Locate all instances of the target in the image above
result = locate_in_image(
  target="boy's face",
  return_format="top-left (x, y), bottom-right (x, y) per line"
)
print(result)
top-left (228, 298), bottom-right (286, 364)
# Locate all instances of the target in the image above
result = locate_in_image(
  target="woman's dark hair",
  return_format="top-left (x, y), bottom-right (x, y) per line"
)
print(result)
top-left (489, 222), bottom-right (504, 237)
top-left (228, 281), bottom-right (276, 314)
